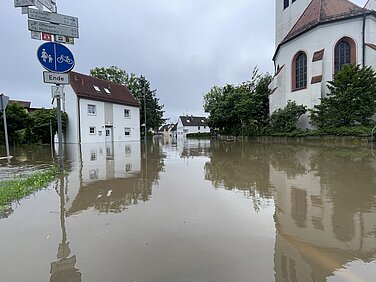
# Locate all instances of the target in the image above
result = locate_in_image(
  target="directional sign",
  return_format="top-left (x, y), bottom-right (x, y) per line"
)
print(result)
top-left (43, 72), bottom-right (70, 85)
top-left (28, 9), bottom-right (79, 28)
top-left (28, 20), bottom-right (79, 38)
top-left (37, 42), bottom-right (75, 73)
top-left (37, 0), bottom-right (56, 12)
top-left (14, 0), bottom-right (34, 7)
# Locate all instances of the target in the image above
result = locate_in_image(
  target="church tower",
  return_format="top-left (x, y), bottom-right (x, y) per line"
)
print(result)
top-left (275, 0), bottom-right (311, 46)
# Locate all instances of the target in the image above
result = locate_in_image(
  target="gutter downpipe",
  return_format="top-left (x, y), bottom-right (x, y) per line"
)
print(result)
top-left (362, 14), bottom-right (366, 67)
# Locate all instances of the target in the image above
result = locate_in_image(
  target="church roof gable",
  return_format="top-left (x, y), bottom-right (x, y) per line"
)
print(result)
top-left (283, 0), bottom-right (367, 43)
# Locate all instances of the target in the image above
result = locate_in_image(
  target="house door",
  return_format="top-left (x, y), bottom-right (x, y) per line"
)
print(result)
top-left (105, 127), bottom-right (113, 143)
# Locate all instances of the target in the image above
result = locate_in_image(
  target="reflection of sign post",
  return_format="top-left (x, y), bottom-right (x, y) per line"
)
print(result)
top-left (0, 94), bottom-right (11, 160)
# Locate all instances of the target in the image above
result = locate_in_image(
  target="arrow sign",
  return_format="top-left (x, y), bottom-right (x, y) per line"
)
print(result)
top-left (28, 19), bottom-right (79, 38)
top-left (14, 0), bottom-right (34, 7)
top-left (28, 8), bottom-right (79, 28)
top-left (0, 94), bottom-right (9, 113)
top-left (37, 42), bottom-right (75, 73)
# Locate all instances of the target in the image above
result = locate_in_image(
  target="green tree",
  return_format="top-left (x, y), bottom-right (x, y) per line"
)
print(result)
top-left (269, 101), bottom-right (307, 133)
top-left (90, 66), bottom-right (165, 131)
top-left (310, 64), bottom-right (376, 128)
top-left (0, 103), bottom-right (31, 145)
top-left (27, 109), bottom-right (68, 144)
top-left (203, 68), bottom-right (272, 135)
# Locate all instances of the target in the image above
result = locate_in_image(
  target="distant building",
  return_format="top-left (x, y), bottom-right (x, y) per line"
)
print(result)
top-left (8, 100), bottom-right (32, 112)
top-left (158, 123), bottom-right (175, 137)
top-left (269, 0), bottom-right (376, 128)
top-left (59, 72), bottom-right (141, 144)
top-left (176, 115), bottom-right (210, 136)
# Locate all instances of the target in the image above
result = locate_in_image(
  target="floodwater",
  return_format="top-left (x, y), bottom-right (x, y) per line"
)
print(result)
top-left (0, 138), bottom-right (376, 282)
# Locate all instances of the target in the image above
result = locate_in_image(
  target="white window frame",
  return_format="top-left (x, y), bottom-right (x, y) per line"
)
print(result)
top-left (93, 85), bottom-right (101, 92)
top-left (88, 104), bottom-right (96, 115)
top-left (124, 108), bottom-right (131, 118)
top-left (89, 126), bottom-right (96, 135)
top-left (104, 88), bottom-right (111, 94)
top-left (124, 127), bottom-right (131, 137)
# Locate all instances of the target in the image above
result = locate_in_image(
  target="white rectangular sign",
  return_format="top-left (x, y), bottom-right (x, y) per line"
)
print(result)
top-left (37, 0), bottom-right (56, 12)
top-left (44, 72), bottom-right (70, 85)
top-left (51, 85), bottom-right (64, 98)
top-left (28, 8), bottom-right (79, 28)
top-left (28, 19), bottom-right (79, 38)
top-left (31, 31), bottom-right (41, 40)
top-left (14, 0), bottom-right (34, 7)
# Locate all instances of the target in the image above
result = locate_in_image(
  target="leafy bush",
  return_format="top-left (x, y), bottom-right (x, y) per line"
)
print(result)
top-left (269, 101), bottom-right (307, 133)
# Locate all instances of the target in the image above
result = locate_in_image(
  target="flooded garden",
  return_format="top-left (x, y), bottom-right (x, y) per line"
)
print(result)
top-left (0, 137), bottom-right (375, 282)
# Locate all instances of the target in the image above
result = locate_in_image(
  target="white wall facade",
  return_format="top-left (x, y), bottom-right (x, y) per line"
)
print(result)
top-left (61, 86), bottom-right (140, 143)
top-left (270, 14), bottom-right (376, 128)
top-left (176, 118), bottom-right (211, 137)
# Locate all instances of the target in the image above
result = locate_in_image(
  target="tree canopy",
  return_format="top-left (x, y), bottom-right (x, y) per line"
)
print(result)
top-left (90, 66), bottom-right (165, 131)
top-left (203, 68), bottom-right (272, 135)
top-left (310, 64), bottom-right (376, 129)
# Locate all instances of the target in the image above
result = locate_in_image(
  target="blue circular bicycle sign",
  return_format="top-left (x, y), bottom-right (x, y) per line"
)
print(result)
top-left (37, 42), bottom-right (75, 73)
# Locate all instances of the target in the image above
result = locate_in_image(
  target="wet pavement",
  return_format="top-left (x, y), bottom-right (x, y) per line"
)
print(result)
top-left (0, 138), bottom-right (376, 282)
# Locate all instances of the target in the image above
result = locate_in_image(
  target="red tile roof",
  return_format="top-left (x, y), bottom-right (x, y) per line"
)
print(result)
top-left (283, 0), bottom-right (368, 43)
top-left (69, 72), bottom-right (140, 108)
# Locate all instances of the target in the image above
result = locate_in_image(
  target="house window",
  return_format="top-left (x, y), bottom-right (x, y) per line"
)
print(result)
top-left (89, 127), bottom-right (96, 135)
top-left (93, 85), bottom-right (101, 92)
top-left (284, 0), bottom-right (289, 9)
top-left (334, 37), bottom-right (356, 74)
top-left (198, 126), bottom-right (201, 130)
top-left (104, 88), bottom-right (111, 94)
top-left (292, 51), bottom-right (307, 91)
top-left (125, 164), bottom-right (132, 172)
top-left (124, 109), bottom-right (130, 118)
top-left (88, 104), bottom-right (96, 115)
top-left (124, 127), bottom-right (131, 136)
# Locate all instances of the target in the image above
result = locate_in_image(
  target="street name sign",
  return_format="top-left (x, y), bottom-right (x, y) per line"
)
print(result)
top-left (37, 42), bottom-right (75, 73)
top-left (28, 19), bottom-right (79, 38)
top-left (28, 9), bottom-right (79, 28)
top-left (43, 71), bottom-right (69, 84)
top-left (14, 0), bottom-right (34, 7)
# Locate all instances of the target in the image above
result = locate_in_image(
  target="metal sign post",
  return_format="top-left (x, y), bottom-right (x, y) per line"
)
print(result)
top-left (0, 94), bottom-right (11, 160)
top-left (51, 85), bottom-right (64, 168)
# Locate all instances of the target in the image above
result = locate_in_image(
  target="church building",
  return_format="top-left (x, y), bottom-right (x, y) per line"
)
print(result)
top-left (269, 0), bottom-right (376, 128)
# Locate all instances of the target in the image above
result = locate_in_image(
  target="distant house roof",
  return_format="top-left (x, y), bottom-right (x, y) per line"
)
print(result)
top-left (274, 0), bottom-right (370, 60)
top-left (159, 123), bottom-right (175, 132)
top-left (180, 116), bottom-right (208, 127)
top-left (69, 72), bottom-right (140, 108)
top-left (8, 100), bottom-right (31, 109)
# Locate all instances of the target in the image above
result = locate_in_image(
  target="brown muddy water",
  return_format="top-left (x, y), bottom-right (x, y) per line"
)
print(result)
top-left (0, 138), bottom-right (376, 282)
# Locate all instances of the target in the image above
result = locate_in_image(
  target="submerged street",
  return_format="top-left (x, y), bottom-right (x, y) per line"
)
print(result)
top-left (0, 138), bottom-right (376, 282)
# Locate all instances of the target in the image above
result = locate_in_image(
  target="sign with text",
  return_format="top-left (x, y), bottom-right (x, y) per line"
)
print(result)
top-left (14, 0), bottom-right (34, 7)
top-left (28, 19), bottom-right (79, 38)
top-left (43, 72), bottom-right (70, 85)
top-left (28, 8), bottom-right (79, 28)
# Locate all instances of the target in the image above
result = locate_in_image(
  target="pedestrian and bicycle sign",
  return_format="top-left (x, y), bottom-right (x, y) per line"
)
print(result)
top-left (37, 42), bottom-right (75, 73)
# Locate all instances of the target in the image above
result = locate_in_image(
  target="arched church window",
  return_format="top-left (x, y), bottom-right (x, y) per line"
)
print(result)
top-left (334, 37), bottom-right (356, 73)
top-left (292, 51), bottom-right (307, 91)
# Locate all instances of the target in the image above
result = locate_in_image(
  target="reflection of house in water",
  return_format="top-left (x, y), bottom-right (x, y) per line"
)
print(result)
top-left (64, 142), bottom-right (142, 214)
top-left (63, 141), bottom-right (165, 215)
top-left (271, 147), bottom-right (376, 281)
top-left (178, 139), bottom-right (211, 159)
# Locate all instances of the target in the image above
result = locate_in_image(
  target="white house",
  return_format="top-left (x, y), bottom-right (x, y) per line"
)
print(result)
top-left (61, 72), bottom-right (140, 143)
top-left (176, 116), bottom-right (210, 136)
top-left (269, 0), bottom-right (376, 128)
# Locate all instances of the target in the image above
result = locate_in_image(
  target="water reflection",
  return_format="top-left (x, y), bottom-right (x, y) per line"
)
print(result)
top-left (64, 141), bottom-right (165, 215)
top-left (268, 143), bottom-right (376, 282)
top-left (204, 139), bottom-right (376, 281)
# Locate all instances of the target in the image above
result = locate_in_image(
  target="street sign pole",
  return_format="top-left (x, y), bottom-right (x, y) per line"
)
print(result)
top-left (0, 94), bottom-right (11, 161)
top-left (52, 85), bottom-right (64, 168)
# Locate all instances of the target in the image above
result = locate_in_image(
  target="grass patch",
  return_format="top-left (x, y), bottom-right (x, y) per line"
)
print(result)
top-left (0, 167), bottom-right (60, 211)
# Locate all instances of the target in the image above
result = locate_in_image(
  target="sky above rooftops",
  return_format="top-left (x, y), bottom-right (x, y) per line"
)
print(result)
top-left (0, 0), bottom-right (366, 122)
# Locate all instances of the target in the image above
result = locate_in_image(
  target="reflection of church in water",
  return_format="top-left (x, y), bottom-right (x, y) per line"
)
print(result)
top-left (271, 148), bottom-right (376, 282)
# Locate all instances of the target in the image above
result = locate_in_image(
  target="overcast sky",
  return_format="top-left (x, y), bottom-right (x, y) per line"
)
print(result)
top-left (0, 0), bottom-right (366, 121)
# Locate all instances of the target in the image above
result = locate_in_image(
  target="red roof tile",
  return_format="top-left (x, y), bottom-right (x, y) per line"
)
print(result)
top-left (283, 0), bottom-right (367, 43)
top-left (69, 72), bottom-right (140, 108)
